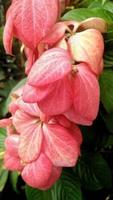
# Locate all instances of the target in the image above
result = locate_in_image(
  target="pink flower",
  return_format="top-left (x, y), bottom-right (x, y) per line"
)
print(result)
top-left (13, 98), bottom-right (82, 167)
top-left (1, 95), bottom-right (82, 189)
top-left (3, 0), bottom-right (59, 54)
top-left (23, 47), bottom-right (100, 125)
top-left (42, 19), bottom-right (105, 75)
top-left (4, 134), bottom-right (62, 190)
top-left (23, 19), bottom-right (105, 124)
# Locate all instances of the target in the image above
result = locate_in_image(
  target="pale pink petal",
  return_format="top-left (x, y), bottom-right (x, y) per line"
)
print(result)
top-left (65, 63), bottom-right (100, 125)
top-left (0, 118), bottom-right (12, 128)
top-left (70, 125), bottom-right (83, 146)
top-left (28, 48), bottom-right (72, 87)
top-left (64, 105), bottom-right (92, 125)
top-left (68, 29), bottom-right (104, 75)
top-left (43, 124), bottom-right (80, 167)
top-left (9, 0), bottom-right (59, 49)
top-left (6, 119), bottom-right (18, 135)
top-left (19, 125), bottom-right (43, 163)
top-left (23, 83), bottom-right (57, 104)
top-left (77, 17), bottom-right (107, 33)
top-left (13, 110), bottom-right (38, 134)
top-left (54, 115), bottom-right (72, 128)
top-left (38, 77), bottom-right (73, 115)
top-left (22, 83), bottom-right (40, 103)
top-left (21, 153), bottom-right (53, 189)
top-left (55, 37), bottom-right (68, 50)
top-left (40, 166), bottom-right (62, 190)
top-left (4, 152), bottom-right (23, 171)
top-left (23, 82), bottom-right (59, 103)
top-left (8, 102), bottom-right (19, 114)
top-left (5, 135), bottom-right (20, 157)
top-left (42, 22), bottom-right (69, 46)
top-left (17, 97), bottom-right (40, 117)
top-left (0, 118), bottom-right (17, 135)
top-left (13, 110), bottom-right (43, 163)
top-left (3, 15), bottom-right (13, 54)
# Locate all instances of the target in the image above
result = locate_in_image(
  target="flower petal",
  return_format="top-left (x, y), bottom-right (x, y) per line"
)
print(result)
top-left (28, 48), bottom-right (72, 87)
top-left (3, 15), bottom-right (13, 54)
top-left (70, 125), bottom-right (83, 146)
top-left (23, 83), bottom-right (54, 103)
top-left (77, 17), bottom-right (107, 33)
top-left (17, 97), bottom-right (40, 117)
top-left (68, 29), bottom-right (104, 75)
top-left (9, 102), bottom-right (19, 114)
top-left (5, 135), bottom-right (20, 157)
top-left (22, 83), bottom-right (39, 103)
top-left (13, 110), bottom-right (43, 163)
top-left (65, 63), bottom-right (100, 125)
top-left (21, 153), bottom-right (53, 189)
top-left (40, 166), bottom-right (62, 190)
top-left (55, 115), bottom-right (72, 128)
top-left (38, 77), bottom-right (73, 115)
top-left (42, 22), bottom-right (69, 46)
top-left (0, 118), bottom-right (12, 128)
top-left (43, 124), bottom-right (80, 167)
top-left (4, 152), bottom-right (23, 171)
top-left (9, 0), bottom-right (59, 49)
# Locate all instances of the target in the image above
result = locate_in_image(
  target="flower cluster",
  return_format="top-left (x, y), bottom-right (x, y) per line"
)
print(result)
top-left (1, 0), bottom-right (106, 190)
top-left (0, 88), bottom-right (82, 189)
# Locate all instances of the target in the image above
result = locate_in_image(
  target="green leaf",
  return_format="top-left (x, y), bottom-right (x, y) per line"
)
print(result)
top-left (25, 169), bottom-right (82, 200)
top-left (25, 185), bottom-right (53, 200)
top-left (62, 8), bottom-right (113, 26)
top-left (101, 112), bottom-right (113, 134)
top-left (88, 0), bottom-right (113, 12)
top-left (104, 134), bottom-right (113, 148)
top-left (104, 30), bottom-right (113, 42)
top-left (10, 171), bottom-right (19, 193)
top-left (1, 78), bottom-right (26, 116)
top-left (0, 80), bottom-right (17, 98)
top-left (76, 153), bottom-right (112, 190)
top-left (52, 169), bottom-right (82, 200)
top-left (0, 128), bottom-right (6, 153)
top-left (11, 78), bottom-right (26, 93)
top-left (99, 69), bottom-right (113, 113)
top-left (104, 50), bottom-right (113, 68)
top-left (0, 27), bottom-right (3, 43)
top-left (103, 1), bottom-right (113, 13)
top-left (75, 0), bottom-right (98, 8)
top-left (103, 31), bottom-right (113, 68)
top-left (0, 70), bottom-right (5, 81)
top-left (0, 169), bottom-right (8, 192)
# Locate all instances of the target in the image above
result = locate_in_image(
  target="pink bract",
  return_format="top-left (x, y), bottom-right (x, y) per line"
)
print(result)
top-left (1, 93), bottom-right (82, 189)
top-left (23, 47), bottom-right (100, 125)
top-left (68, 29), bottom-right (104, 75)
top-left (3, 0), bottom-right (59, 54)
top-left (4, 134), bottom-right (62, 189)
top-left (13, 98), bottom-right (82, 167)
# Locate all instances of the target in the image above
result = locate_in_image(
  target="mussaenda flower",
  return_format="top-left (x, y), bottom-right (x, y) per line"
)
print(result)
top-left (0, 91), bottom-right (82, 189)
top-left (4, 134), bottom-right (62, 190)
top-left (3, 0), bottom-right (59, 54)
top-left (23, 47), bottom-right (100, 125)
top-left (23, 18), bottom-right (106, 124)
